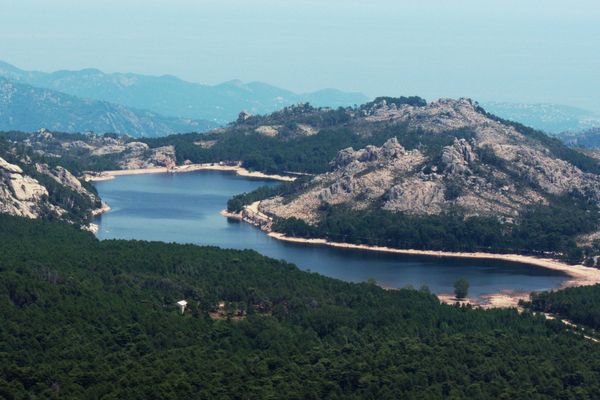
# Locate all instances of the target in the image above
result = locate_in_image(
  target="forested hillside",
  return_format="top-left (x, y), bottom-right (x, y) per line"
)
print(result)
top-left (2, 215), bottom-right (600, 398)
top-left (524, 285), bottom-right (600, 331)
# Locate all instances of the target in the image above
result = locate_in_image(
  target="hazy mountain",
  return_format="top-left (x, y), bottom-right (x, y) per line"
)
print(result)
top-left (480, 101), bottom-right (600, 134)
top-left (0, 77), bottom-right (217, 137)
top-left (0, 61), bottom-right (370, 124)
top-left (556, 127), bottom-right (600, 149)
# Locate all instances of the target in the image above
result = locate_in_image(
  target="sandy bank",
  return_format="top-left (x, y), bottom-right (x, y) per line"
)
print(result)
top-left (269, 233), bottom-right (600, 308)
top-left (436, 291), bottom-right (531, 309)
top-left (267, 232), bottom-right (600, 288)
top-left (83, 163), bottom-right (296, 182)
top-left (223, 201), bottom-right (600, 308)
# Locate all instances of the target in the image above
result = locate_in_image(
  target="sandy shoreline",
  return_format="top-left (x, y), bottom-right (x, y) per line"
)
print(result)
top-left (83, 163), bottom-right (296, 182)
top-left (223, 202), bottom-right (600, 308)
top-left (266, 232), bottom-right (600, 287)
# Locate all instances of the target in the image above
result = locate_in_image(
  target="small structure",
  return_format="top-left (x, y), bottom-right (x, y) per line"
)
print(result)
top-left (176, 300), bottom-right (188, 315)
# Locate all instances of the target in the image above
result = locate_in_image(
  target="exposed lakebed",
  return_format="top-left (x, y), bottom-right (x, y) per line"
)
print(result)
top-left (93, 170), bottom-right (568, 298)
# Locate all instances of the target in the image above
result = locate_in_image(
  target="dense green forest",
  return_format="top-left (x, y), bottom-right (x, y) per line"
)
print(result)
top-left (271, 199), bottom-right (599, 263)
top-left (142, 127), bottom-right (394, 174)
top-left (2, 214), bottom-right (600, 398)
top-left (523, 285), bottom-right (600, 331)
top-left (141, 99), bottom-right (472, 175)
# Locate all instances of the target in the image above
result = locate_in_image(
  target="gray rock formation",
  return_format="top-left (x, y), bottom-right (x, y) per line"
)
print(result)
top-left (259, 99), bottom-right (600, 225)
top-left (0, 156), bottom-right (99, 221)
top-left (1, 157), bottom-right (51, 218)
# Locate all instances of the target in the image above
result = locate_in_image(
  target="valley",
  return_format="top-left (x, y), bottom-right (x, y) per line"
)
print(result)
top-left (4, 2), bottom-right (600, 397)
top-left (91, 168), bottom-right (589, 307)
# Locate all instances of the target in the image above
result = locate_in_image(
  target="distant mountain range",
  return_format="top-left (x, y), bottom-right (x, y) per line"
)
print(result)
top-left (480, 101), bottom-right (600, 134)
top-left (0, 61), bottom-right (369, 125)
top-left (556, 127), bottom-right (600, 149)
top-left (0, 77), bottom-right (217, 137)
top-left (5, 59), bottom-right (600, 139)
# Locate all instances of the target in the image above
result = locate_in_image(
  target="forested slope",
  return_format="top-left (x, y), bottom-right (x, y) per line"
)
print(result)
top-left (2, 215), bottom-right (600, 398)
top-left (524, 284), bottom-right (600, 331)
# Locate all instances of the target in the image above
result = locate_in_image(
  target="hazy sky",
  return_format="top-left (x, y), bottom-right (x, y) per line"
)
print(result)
top-left (1, 0), bottom-right (599, 112)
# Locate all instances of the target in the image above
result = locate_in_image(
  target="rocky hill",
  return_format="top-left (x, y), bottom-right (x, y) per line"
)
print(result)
top-left (259, 98), bottom-right (600, 223)
top-left (0, 60), bottom-right (369, 124)
top-left (210, 97), bottom-right (600, 262)
top-left (5, 97), bottom-right (600, 261)
top-left (0, 139), bottom-right (102, 225)
top-left (0, 77), bottom-right (217, 137)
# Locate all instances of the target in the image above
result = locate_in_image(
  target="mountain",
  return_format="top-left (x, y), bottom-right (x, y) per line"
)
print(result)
top-left (200, 97), bottom-right (600, 264)
top-left (0, 147), bottom-right (101, 225)
top-left (257, 99), bottom-right (600, 220)
top-left (0, 77), bottom-right (217, 137)
top-left (7, 97), bottom-right (600, 263)
top-left (0, 60), bottom-right (370, 124)
top-left (480, 101), bottom-right (600, 134)
top-left (556, 127), bottom-right (600, 149)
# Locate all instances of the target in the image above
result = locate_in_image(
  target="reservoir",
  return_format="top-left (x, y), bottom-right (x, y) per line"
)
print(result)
top-left (94, 170), bottom-right (568, 298)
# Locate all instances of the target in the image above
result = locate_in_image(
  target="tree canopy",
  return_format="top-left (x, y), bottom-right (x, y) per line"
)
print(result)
top-left (1, 215), bottom-right (600, 398)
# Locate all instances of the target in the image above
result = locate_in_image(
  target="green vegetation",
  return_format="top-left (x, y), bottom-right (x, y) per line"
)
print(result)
top-left (363, 96), bottom-right (427, 108)
top-left (143, 127), bottom-right (394, 174)
top-left (523, 285), bottom-right (600, 331)
top-left (272, 199), bottom-right (599, 263)
top-left (476, 106), bottom-right (600, 175)
top-left (226, 178), bottom-right (311, 213)
top-left (0, 131), bottom-right (123, 174)
top-left (454, 279), bottom-right (470, 300)
top-left (0, 146), bottom-right (101, 225)
top-left (2, 215), bottom-right (600, 398)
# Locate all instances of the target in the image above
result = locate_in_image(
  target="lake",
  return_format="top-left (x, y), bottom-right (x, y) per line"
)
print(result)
top-left (93, 170), bottom-right (568, 298)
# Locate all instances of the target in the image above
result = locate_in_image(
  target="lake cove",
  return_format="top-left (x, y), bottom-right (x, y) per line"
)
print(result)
top-left (94, 170), bottom-right (569, 300)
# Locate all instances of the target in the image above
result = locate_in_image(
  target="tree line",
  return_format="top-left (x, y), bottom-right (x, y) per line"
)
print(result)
top-left (1, 214), bottom-right (600, 398)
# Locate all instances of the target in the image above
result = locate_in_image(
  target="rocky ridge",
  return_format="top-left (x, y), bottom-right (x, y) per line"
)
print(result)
top-left (0, 154), bottom-right (100, 223)
top-left (259, 99), bottom-right (600, 224)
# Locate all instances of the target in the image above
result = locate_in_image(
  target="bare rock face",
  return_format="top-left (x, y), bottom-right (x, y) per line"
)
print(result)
top-left (0, 157), bottom-right (51, 218)
top-left (261, 138), bottom-right (426, 221)
top-left (35, 163), bottom-right (99, 204)
top-left (118, 145), bottom-right (176, 169)
top-left (237, 111), bottom-right (252, 123)
top-left (441, 139), bottom-right (476, 175)
top-left (260, 99), bottom-right (600, 225)
top-left (0, 156), bottom-right (101, 221)
top-left (384, 179), bottom-right (446, 214)
top-left (255, 125), bottom-right (280, 137)
top-left (0, 157), bottom-right (23, 174)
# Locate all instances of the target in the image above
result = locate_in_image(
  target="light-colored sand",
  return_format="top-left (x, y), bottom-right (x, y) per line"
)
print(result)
top-left (225, 200), bottom-right (600, 308)
top-left (83, 163), bottom-right (296, 182)
top-left (267, 232), bottom-right (600, 289)
top-left (437, 291), bottom-right (531, 309)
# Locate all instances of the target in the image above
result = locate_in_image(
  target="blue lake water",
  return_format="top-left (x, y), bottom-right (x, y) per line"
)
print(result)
top-left (93, 171), bottom-right (568, 298)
